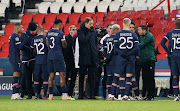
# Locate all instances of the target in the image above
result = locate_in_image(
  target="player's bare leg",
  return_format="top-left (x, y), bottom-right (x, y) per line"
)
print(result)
top-left (173, 75), bottom-right (179, 101)
top-left (11, 72), bottom-right (22, 100)
top-left (59, 72), bottom-right (75, 100)
top-left (48, 72), bottom-right (55, 100)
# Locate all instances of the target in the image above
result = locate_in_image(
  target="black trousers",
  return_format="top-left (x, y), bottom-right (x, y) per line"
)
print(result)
top-left (79, 65), bottom-right (95, 97)
top-left (21, 60), bottom-right (35, 96)
top-left (142, 60), bottom-right (155, 98)
top-left (94, 66), bottom-right (102, 96)
top-left (65, 63), bottom-right (77, 96)
top-left (135, 64), bottom-right (141, 88)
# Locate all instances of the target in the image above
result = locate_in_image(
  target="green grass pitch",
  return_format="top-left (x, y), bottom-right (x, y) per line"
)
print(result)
top-left (0, 96), bottom-right (179, 111)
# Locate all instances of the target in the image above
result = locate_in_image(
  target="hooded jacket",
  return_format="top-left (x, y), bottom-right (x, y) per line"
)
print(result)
top-left (77, 22), bottom-right (98, 66)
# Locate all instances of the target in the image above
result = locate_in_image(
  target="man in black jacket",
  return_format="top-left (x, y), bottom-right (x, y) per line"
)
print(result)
top-left (77, 17), bottom-right (99, 99)
top-left (64, 25), bottom-right (77, 99)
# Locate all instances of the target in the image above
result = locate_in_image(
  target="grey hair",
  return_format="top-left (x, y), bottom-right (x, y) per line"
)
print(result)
top-left (69, 25), bottom-right (77, 31)
top-left (112, 24), bottom-right (120, 31)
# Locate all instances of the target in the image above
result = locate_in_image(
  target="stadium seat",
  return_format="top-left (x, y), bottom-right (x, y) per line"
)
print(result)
top-left (12, 0), bottom-right (21, 7)
top-left (135, 10), bottom-right (149, 20)
top-left (69, 13), bottom-right (82, 25)
top-left (38, 2), bottom-right (51, 13)
top-left (147, 10), bottom-right (164, 26)
top-left (80, 12), bottom-right (94, 22)
top-left (105, 11), bottom-right (121, 21)
top-left (33, 13), bottom-right (46, 25)
top-left (134, 20), bottom-right (147, 26)
top-left (0, 3), bottom-right (7, 17)
top-left (109, 1), bottom-right (122, 11)
top-left (42, 23), bottom-right (52, 31)
top-left (45, 13), bottom-right (58, 25)
top-left (1, 43), bottom-right (9, 52)
top-left (22, 13), bottom-right (34, 25)
top-left (61, 2), bottom-right (73, 13)
top-left (156, 54), bottom-right (167, 59)
top-left (153, 20), bottom-right (168, 28)
top-left (50, 2), bottom-right (62, 13)
top-left (150, 27), bottom-right (163, 38)
top-left (78, 0), bottom-right (88, 3)
top-left (1, 0), bottom-right (10, 8)
top-left (74, 2), bottom-right (85, 13)
top-left (0, 51), bottom-right (9, 58)
top-left (5, 24), bottom-right (15, 35)
top-left (55, 0), bottom-right (64, 4)
top-left (76, 23), bottom-right (81, 29)
top-left (93, 12), bottom-right (106, 28)
top-left (64, 23), bottom-right (75, 36)
top-left (57, 13), bottom-right (70, 26)
top-left (117, 20), bottom-right (123, 28)
top-left (170, 9), bottom-right (180, 21)
top-left (120, 10), bottom-right (136, 20)
top-left (104, 20), bottom-right (118, 27)
top-left (97, 1), bottom-right (110, 12)
top-left (121, 0), bottom-right (137, 11)
top-left (0, 35), bottom-right (9, 45)
top-left (89, 0), bottom-right (99, 3)
top-left (67, 0), bottom-right (76, 4)
top-left (85, 2), bottom-right (98, 13)
top-left (22, 24), bottom-right (28, 31)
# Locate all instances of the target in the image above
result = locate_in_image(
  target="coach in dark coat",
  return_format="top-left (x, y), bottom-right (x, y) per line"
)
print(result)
top-left (77, 17), bottom-right (98, 99)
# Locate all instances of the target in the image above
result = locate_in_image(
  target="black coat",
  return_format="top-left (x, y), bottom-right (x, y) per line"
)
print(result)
top-left (77, 22), bottom-right (98, 66)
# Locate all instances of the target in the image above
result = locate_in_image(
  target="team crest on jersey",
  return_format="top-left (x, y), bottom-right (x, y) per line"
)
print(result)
top-left (15, 37), bottom-right (19, 41)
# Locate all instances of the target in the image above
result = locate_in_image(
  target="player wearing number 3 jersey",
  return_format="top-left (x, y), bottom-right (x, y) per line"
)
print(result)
top-left (46, 19), bottom-right (74, 100)
top-left (114, 18), bottom-right (139, 101)
top-left (161, 18), bottom-right (180, 101)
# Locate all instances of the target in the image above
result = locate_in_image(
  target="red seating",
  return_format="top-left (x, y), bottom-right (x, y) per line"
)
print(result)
top-left (5, 23), bottom-right (15, 35)
top-left (33, 13), bottom-right (46, 25)
top-left (150, 27), bottom-right (163, 38)
top-left (69, 13), bottom-right (82, 25)
top-left (156, 54), bottom-right (167, 59)
top-left (76, 23), bottom-right (81, 29)
top-left (57, 13), bottom-right (70, 26)
top-left (42, 23), bottom-right (52, 31)
top-left (135, 10), bottom-right (149, 20)
top-left (147, 10), bottom-right (164, 26)
top-left (153, 20), bottom-right (168, 28)
top-left (1, 43), bottom-right (9, 52)
top-left (23, 24), bottom-right (28, 31)
top-left (104, 20), bottom-right (117, 27)
top-left (0, 35), bottom-right (9, 44)
top-left (81, 12), bottom-right (94, 22)
top-left (45, 13), bottom-right (58, 25)
top-left (134, 20), bottom-right (147, 26)
top-left (0, 51), bottom-right (9, 58)
top-left (117, 20), bottom-right (123, 28)
top-left (93, 12), bottom-right (106, 28)
top-left (170, 9), bottom-right (180, 21)
top-left (22, 13), bottom-right (34, 25)
top-left (120, 10), bottom-right (136, 20)
top-left (105, 11), bottom-right (121, 21)
top-left (64, 23), bottom-right (75, 36)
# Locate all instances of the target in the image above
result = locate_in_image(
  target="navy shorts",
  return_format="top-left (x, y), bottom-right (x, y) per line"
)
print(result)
top-left (48, 60), bottom-right (66, 73)
top-left (33, 64), bottom-right (49, 82)
top-left (106, 65), bottom-right (114, 76)
top-left (10, 62), bottom-right (20, 72)
top-left (171, 54), bottom-right (180, 76)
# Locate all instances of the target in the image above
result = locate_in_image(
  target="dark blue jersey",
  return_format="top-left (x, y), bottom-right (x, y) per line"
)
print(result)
top-left (9, 32), bottom-right (22, 63)
top-left (114, 30), bottom-right (139, 59)
top-left (103, 34), bottom-right (115, 59)
top-left (46, 29), bottom-right (65, 60)
top-left (31, 35), bottom-right (48, 64)
top-left (161, 29), bottom-right (180, 55)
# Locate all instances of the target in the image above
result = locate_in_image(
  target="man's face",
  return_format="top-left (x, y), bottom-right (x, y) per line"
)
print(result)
top-left (138, 27), bottom-right (144, 36)
top-left (18, 25), bottom-right (24, 33)
top-left (70, 27), bottom-right (77, 36)
top-left (130, 24), bottom-right (135, 32)
top-left (106, 25), bottom-right (112, 35)
top-left (85, 20), bottom-right (94, 29)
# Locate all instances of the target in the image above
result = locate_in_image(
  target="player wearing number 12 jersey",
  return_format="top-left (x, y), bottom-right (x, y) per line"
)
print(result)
top-left (161, 18), bottom-right (180, 101)
top-left (114, 18), bottom-right (139, 101)
top-left (46, 19), bottom-right (74, 100)
top-left (31, 25), bottom-right (48, 99)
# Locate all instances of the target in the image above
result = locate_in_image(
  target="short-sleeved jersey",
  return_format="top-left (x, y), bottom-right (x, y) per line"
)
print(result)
top-left (9, 32), bottom-right (21, 63)
top-left (31, 35), bottom-right (48, 64)
top-left (114, 30), bottom-right (139, 57)
top-left (103, 34), bottom-right (115, 58)
top-left (46, 29), bottom-right (65, 60)
top-left (163, 29), bottom-right (180, 54)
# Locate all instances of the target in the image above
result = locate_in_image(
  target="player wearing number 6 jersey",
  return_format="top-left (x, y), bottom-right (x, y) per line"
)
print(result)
top-left (31, 25), bottom-right (48, 99)
top-left (114, 18), bottom-right (139, 101)
top-left (161, 18), bottom-right (180, 101)
top-left (46, 19), bottom-right (74, 100)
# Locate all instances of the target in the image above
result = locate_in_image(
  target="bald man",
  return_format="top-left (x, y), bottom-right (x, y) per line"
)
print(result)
top-left (161, 18), bottom-right (180, 101)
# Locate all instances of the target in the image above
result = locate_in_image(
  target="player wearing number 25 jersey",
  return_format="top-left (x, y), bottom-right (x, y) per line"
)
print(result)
top-left (31, 25), bottom-right (48, 99)
top-left (161, 18), bottom-right (180, 101)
